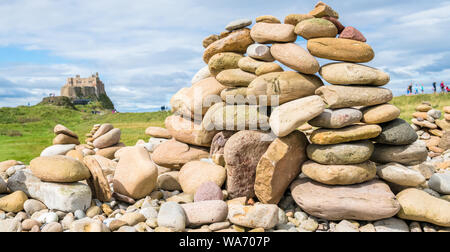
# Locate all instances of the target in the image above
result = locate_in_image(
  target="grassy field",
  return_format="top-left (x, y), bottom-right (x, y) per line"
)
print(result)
top-left (0, 93), bottom-right (448, 164)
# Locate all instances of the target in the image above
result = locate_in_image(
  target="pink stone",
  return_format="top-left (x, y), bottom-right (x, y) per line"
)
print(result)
top-left (194, 182), bottom-right (224, 202)
top-left (339, 26), bottom-right (367, 42)
top-left (322, 16), bottom-right (345, 34)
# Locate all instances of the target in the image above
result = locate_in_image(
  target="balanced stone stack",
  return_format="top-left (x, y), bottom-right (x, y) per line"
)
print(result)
top-left (85, 124), bottom-right (101, 150)
top-left (89, 124), bottom-right (123, 159)
top-left (412, 103), bottom-right (448, 157)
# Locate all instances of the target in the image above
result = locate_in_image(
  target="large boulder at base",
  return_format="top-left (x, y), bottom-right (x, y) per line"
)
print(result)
top-left (269, 95), bottom-right (326, 137)
top-left (203, 28), bottom-right (254, 64)
top-left (224, 130), bottom-right (274, 199)
top-left (247, 71), bottom-right (323, 106)
top-left (376, 163), bottom-right (426, 187)
top-left (208, 52), bottom-right (243, 77)
top-left (309, 108), bottom-right (362, 129)
top-left (113, 146), bottom-right (158, 200)
top-left (371, 141), bottom-right (428, 166)
top-left (145, 127), bottom-right (171, 139)
top-left (307, 140), bottom-right (374, 165)
top-left (397, 189), bottom-right (450, 227)
top-left (30, 156), bottom-right (91, 183)
top-left (290, 178), bottom-right (400, 221)
top-left (315, 85), bottom-right (393, 109)
top-left (178, 161), bottom-right (226, 195)
top-left (270, 43), bottom-right (319, 74)
top-left (93, 128), bottom-right (121, 149)
top-left (310, 124), bottom-right (382, 145)
top-left (7, 170), bottom-right (91, 212)
top-left (228, 204), bottom-right (278, 229)
top-left (152, 139), bottom-right (210, 169)
top-left (307, 38), bottom-right (374, 63)
top-left (250, 23), bottom-right (297, 44)
top-left (374, 119), bottom-right (419, 145)
top-left (165, 115), bottom-right (218, 147)
top-left (319, 63), bottom-right (389, 86)
top-left (361, 104), bottom-right (401, 124)
top-left (40, 144), bottom-right (76, 157)
top-left (254, 131), bottom-right (309, 204)
top-left (294, 18), bottom-right (338, 39)
top-left (302, 160), bottom-right (377, 185)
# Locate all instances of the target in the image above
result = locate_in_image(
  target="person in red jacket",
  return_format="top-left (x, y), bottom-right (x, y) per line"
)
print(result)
top-left (441, 81), bottom-right (446, 93)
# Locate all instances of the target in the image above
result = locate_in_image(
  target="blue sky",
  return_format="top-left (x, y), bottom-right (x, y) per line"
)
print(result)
top-left (0, 0), bottom-right (449, 112)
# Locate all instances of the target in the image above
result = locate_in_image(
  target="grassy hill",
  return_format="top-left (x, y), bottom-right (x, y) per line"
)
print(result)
top-left (0, 93), bottom-right (448, 164)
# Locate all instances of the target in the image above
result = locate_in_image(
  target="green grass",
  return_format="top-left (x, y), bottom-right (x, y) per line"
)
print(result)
top-left (0, 105), bottom-right (170, 164)
top-left (0, 93), bottom-right (448, 164)
top-left (391, 93), bottom-right (449, 123)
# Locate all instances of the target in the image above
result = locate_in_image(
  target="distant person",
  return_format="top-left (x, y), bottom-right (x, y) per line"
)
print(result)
top-left (441, 81), bottom-right (446, 93)
top-left (408, 83), bottom-right (413, 95)
top-left (433, 82), bottom-right (437, 93)
top-left (414, 85), bottom-right (419, 95)
top-left (447, 86), bottom-right (450, 93)
top-left (421, 84), bottom-right (424, 94)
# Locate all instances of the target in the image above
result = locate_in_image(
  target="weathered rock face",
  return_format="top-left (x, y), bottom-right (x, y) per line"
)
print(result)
top-left (320, 63), bottom-right (389, 86)
top-left (210, 131), bottom-right (236, 166)
top-left (152, 139), bottom-right (210, 169)
top-left (374, 119), bottom-right (418, 145)
top-left (228, 204), bottom-right (279, 229)
top-left (7, 170), bottom-right (92, 212)
top-left (309, 108), bottom-right (362, 129)
top-left (203, 28), bottom-right (254, 64)
top-left (307, 38), bottom-right (375, 63)
top-left (270, 43), bottom-right (320, 74)
top-left (371, 141), bottom-right (428, 166)
top-left (208, 53), bottom-right (244, 77)
top-left (30, 156), bottom-right (91, 183)
top-left (302, 160), bottom-right (377, 185)
top-left (178, 161), bottom-right (226, 195)
top-left (250, 23), bottom-right (297, 44)
top-left (211, 105), bottom-right (270, 131)
top-left (376, 163), bottom-right (426, 187)
top-left (247, 71), bottom-right (324, 106)
top-left (310, 124), bottom-right (382, 145)
top-left (113, 146), bottom-right (158, 200)
top-left (307, 140), bottom-right (374, 165)
top-left (397, 189), bottom-right (450, 227)
top-left (315, 85), bottom-right (393, 109)
top-left (295, 18), bottom-right (338, 39)
top-left (254, 131), bottom-right (309, 204)
top-left (309, 1), bottom-right (339, 19)
top-left (83, 155), bottom-right (113, 202)
top-left (165, 115), bottom-right (218, 147)
top-left (290, 178), bottom-right (400, 221)
top-left (269, 95), bottom-right (326, 137)
top-left (224, 130), bottom-right (274, 199)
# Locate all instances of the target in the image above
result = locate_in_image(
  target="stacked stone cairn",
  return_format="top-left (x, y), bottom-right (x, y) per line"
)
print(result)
top-left (412, 103), bottom-right (450, 157)
top-left (0, 1), bottom-right (449, 232)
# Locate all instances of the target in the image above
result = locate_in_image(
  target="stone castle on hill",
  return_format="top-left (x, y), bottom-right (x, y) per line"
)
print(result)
top-left (60, 73), bottom-right (106, 100)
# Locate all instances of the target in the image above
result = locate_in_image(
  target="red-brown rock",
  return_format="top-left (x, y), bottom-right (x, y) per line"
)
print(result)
top-left (339, 26), bottom-right (367, 42)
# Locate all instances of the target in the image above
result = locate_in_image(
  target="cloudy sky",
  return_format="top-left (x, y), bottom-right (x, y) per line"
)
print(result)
top-left (0, 0), bottom-right (449, 112)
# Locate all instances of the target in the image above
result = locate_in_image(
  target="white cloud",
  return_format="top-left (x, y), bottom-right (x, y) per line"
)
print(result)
top-left (0, 0), bottom-right (449, 111)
